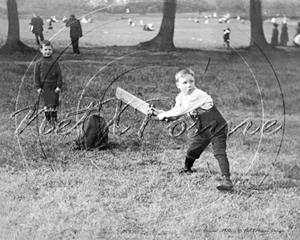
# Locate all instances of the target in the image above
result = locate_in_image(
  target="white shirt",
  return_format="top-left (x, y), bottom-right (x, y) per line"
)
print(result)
top-left (163, 88), bottom-right (213, 118)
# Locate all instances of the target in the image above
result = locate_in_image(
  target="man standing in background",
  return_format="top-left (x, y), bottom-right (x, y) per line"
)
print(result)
top-left (30, 13), bottom-right (44, 46)
top-left (65, 14), bottom-right (83, 56)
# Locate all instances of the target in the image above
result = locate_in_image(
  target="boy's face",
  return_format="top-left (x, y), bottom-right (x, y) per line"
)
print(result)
top-left (40, 45), bottom-right (53, 57)
top-left (176, 74), bottom-right (195, 95)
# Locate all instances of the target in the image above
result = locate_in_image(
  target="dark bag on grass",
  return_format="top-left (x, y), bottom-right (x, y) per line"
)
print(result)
top-left (75, 114), bottom-right (109, 150)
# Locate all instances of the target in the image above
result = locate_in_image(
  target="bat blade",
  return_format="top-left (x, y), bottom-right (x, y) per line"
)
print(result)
top-left (115, 87), bottom-right (151, 115)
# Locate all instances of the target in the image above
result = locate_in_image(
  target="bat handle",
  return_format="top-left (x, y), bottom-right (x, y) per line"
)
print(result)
top-left (165, 117), bottom-right (177, 122)
top-left (152, 116), bottom-right (176, 122)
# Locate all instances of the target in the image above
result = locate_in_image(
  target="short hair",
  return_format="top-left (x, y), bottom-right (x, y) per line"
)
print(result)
top-left (175, 68), bottom-right (195, 82)
top-left (40, 40), bottom-right (53, 49)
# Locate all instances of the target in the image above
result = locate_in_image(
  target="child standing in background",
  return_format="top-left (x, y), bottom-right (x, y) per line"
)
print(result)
top-left (223, 28), bottom-right (230, 48)
top-left (157, 68), bottom-right (233, 191)
top-left (34, 40), bottom-right (63, 124)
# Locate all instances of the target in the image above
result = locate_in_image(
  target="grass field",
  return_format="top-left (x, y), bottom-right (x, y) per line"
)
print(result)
top-left (1, 12), bottom-right (300, 49)
top-left (1, 12), bottom-right (300, 240)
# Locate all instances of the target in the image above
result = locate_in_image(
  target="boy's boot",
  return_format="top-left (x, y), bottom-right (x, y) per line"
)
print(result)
top-left (179, 157), bottom-right (196, 174)
top-left (51, 111), bottom-right (58, 122)
top-left (217, 175), bottom-right (233, 191)
top-left (45, 111), bottom-right (51, 122)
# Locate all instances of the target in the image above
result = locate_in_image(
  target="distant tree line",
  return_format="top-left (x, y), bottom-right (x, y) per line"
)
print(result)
top-left (0, 0), bottom-right (297, 18)
top-left (0, 0), bottom-right (279, 54)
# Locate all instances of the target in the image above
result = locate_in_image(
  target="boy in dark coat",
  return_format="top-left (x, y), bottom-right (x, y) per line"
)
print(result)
top-left (65, 14), bottom-right (83, 55)
top-left (34, 40), bottom-right (63, 123)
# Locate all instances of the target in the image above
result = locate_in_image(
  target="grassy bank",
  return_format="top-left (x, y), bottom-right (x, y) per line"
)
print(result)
top-left (0, 46), bottom-right (299, 239)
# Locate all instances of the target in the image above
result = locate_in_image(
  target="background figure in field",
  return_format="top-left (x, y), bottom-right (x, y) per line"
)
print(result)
top-left (296, 21), bottom-right (300, 36)
top-left (280, 23), bottom-right (289, 46)
top-left (293, 22), bottom-right (300, 47)
top-left (46, 16), bottom-right (58, 32)
top-left (62, 16), bottom-right (68, 23)
top-left (128, 18), bottom-right (132, 25)
top-left (65, 14), bottom-right (83, 55)
top-left (30, 13), bottom-right (44, 46)
top-left (270, 23), bottom-right (279, 47)
top-left (143, 23), bottom-right (154, 31)
top-left (223, 28), bottom-right (230, 48)
top-left (47, 19), bottom-right (53, 31)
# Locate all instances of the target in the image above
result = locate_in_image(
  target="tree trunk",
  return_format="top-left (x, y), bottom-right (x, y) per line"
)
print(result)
top-left (139, 0), bottom-right (176, 50)
top-left (249, 0), bottom-right (271, 50)
top-left (0, 0), bottom-right (35, 54)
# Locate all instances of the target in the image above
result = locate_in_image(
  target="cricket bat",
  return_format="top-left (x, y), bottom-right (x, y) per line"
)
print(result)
top-left (115, 87), bottom-right (162, 116)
